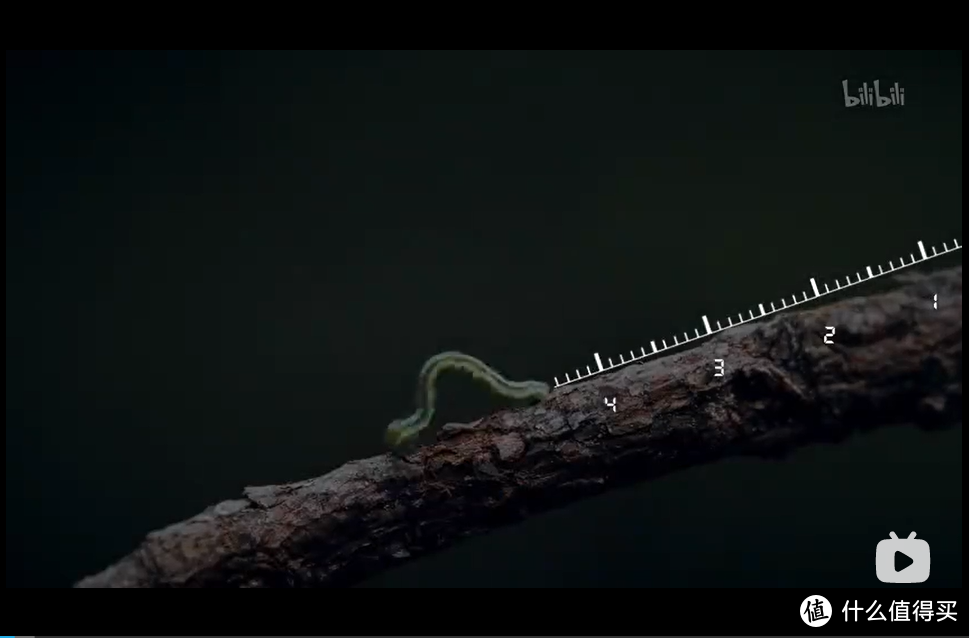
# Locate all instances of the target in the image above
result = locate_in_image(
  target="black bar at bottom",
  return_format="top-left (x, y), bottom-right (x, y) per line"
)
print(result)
top-left (16, 587), bottom-right (968, 636)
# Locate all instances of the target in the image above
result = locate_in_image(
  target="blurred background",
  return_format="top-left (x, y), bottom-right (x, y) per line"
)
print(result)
top-left (6, 50), bottom-right (963, 588)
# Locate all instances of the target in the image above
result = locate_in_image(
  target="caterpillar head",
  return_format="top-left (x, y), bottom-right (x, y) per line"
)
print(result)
top-left (384, 416), bottom-right (421, 450)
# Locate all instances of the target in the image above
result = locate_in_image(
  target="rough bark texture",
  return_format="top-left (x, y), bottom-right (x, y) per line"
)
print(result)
top-left (76, 266), bottom-right (964, 588)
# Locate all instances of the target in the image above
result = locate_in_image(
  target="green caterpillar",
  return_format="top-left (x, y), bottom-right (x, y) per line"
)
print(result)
top-left (385, 351), bottom-right (550, 451)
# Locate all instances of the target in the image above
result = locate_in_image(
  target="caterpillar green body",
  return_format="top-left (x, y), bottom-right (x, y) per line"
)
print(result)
top-left (385, 351), bottom-right (550, 451)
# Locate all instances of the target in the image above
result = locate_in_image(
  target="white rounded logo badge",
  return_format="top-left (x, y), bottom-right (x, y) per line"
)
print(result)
top-left (800, 595), bottom-right (833, 627)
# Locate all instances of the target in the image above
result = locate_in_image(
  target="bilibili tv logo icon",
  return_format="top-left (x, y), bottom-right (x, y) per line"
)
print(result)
top-left (876, 531), bottom-right (930, 583)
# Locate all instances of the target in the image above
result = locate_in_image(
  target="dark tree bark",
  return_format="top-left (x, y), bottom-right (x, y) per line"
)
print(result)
top-left (75, 266), bottom-right (963, 588)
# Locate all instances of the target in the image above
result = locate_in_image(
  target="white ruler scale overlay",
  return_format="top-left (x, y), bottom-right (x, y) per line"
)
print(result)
top-left (552, 238), bottom-right (962, 389)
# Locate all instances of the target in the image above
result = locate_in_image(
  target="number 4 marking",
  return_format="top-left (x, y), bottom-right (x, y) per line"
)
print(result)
top-left (824, 326), bottom-right (836, 344)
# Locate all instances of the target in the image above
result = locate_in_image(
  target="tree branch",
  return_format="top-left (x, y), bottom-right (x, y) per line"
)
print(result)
top-left (76, 266), bottom-right (963, 588)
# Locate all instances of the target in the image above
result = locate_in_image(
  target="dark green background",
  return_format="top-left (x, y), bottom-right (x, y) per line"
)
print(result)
top-left (6, 50), bottom-right (964, 588)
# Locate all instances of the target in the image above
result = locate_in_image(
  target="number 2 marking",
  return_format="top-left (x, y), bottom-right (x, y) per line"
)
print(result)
top-left (823, 326), bottom-right (836, 344)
